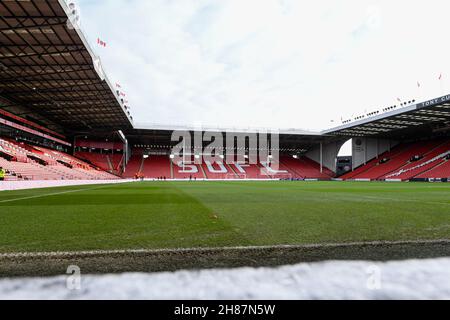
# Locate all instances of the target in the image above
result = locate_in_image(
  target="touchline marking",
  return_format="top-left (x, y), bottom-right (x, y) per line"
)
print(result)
top-left (0, 239), bottom-right (449, 259)
top-left (0, 184), bottom-right (115, 204)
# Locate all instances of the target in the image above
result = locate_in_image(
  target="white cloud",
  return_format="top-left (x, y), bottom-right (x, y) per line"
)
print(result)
top-left (77, 0), bottom-right (450, 131)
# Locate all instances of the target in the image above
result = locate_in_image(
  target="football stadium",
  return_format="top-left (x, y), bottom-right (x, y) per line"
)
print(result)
top-left (0, 0), bottom-right (450, 301)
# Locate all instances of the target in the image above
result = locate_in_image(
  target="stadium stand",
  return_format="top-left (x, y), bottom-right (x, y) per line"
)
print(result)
top-left (122, 154), bottom-right (144, 178)
top-left (383, 140), bottom-right (450, 180)
top-left (0, 137), bottom-right (118, 181)
top-left (76, 152), bottom-right (112, 172)
top-left (342, 138), bottom-right (450, 181)
top-left (3, 1), bottom-right (450, 184)
top-left (234, 163), bottom-right (268, 179)
top-left (286, 156), bottom-right (334, 179)
top-left (126, 154), bottom-right (332, 180)
top-left (416, 157), bottom-right (450, 179)
top-left (141, 156), bottom-right (171, 179)
top-left (169, 156), bottom-right (204, 179)
top-left (173, 163), bottom-right (205, 179)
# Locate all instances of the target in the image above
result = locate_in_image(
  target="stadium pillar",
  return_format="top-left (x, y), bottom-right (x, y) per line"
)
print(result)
top-left (364, 139), bottom-right (367, 165)
top-left (376, 139), bottom-right (379, 159)
top-left (320, 142), bottom-right (323, 173)
top-left (117, 130), bottom-right (128, 173)
top-left (73, 136), bottom-right (76, 156)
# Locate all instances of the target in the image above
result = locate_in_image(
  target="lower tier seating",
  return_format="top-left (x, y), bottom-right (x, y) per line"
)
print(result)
top-left (126, 154), bottom-right (334, 180)
top-left (0, 137), bottom-right (119, 181)
top-left (342, 137), bottom-right (450, 181)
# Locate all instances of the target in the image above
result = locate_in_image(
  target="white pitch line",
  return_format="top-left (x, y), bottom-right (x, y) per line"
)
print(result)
top-left (1, 239), bottom-right (449, 259)
top-left (0, 184), bottom-right (114, 204)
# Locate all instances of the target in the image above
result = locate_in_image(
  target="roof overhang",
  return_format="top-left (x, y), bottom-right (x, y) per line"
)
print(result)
top-left (323, 94), bottom-right (450, 139)
top-left (134, 122), bottom-right (322, 136)
top-left (0, 0), bottom-right (133, 136)
top-left (125, 126), bottom-right (341, 154)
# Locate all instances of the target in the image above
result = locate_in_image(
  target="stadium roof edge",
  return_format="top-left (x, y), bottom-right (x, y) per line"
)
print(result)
top-left (321, 93), bottom-right (450, 138)
top-left (133, 122), bottom-right (324, 136)
top-left (57, 0), bottom-right (133, 126)
top-left (321, 104), bottom-right (418, 134)
top-left (0, 0), bottom-right (133, 136)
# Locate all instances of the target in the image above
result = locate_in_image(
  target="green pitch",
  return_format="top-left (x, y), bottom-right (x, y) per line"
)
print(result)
top-left (0, 181), bottom-right (449, 253)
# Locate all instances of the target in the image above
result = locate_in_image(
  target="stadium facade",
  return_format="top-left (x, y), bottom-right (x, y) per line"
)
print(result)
top-left (1, 0), bottom-right (450, 183)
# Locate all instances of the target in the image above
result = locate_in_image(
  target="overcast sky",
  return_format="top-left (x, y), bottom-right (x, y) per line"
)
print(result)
top-left (77, 0), bottom-right (450, 134)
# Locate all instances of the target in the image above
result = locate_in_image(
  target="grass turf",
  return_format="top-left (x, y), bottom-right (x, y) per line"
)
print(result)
top-left (0, 181), bottom-right (449, 253)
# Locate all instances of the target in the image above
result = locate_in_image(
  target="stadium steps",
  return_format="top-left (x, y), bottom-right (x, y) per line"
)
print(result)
top-left (226, 163), bottom-right (239, 178)
top-left (114, 155), bottom-right (124, 175)
top-left (200, 163), bottom-right (219, 179)
top-left (280, 158), bottom-right (304, 179)
top-left (109, 154), bottom-right (123, 173)
top-left (121, 155), bottom-right (143, 178)
top-left (199, 164), bottom-right (208, 179)
top-left (106, 155), bottom-right (113, 172)
top-left (139, 156), bottom-right (145, 172)
top-left (170, 160), bottom-right (174, 179)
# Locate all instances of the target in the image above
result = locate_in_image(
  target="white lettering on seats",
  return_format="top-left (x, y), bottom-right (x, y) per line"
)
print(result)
top-left (260, 162), bottom-right (288, 174)
top-left (205, 161), bottom-right (228, 174)
top-left (233, 163), bottom-right (249, 174)
top-left (177, 162), bottom-right (199, 174)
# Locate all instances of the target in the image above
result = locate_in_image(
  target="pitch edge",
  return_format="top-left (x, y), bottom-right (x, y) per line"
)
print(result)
top-left (1, 239), bottom-right (449, 259)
